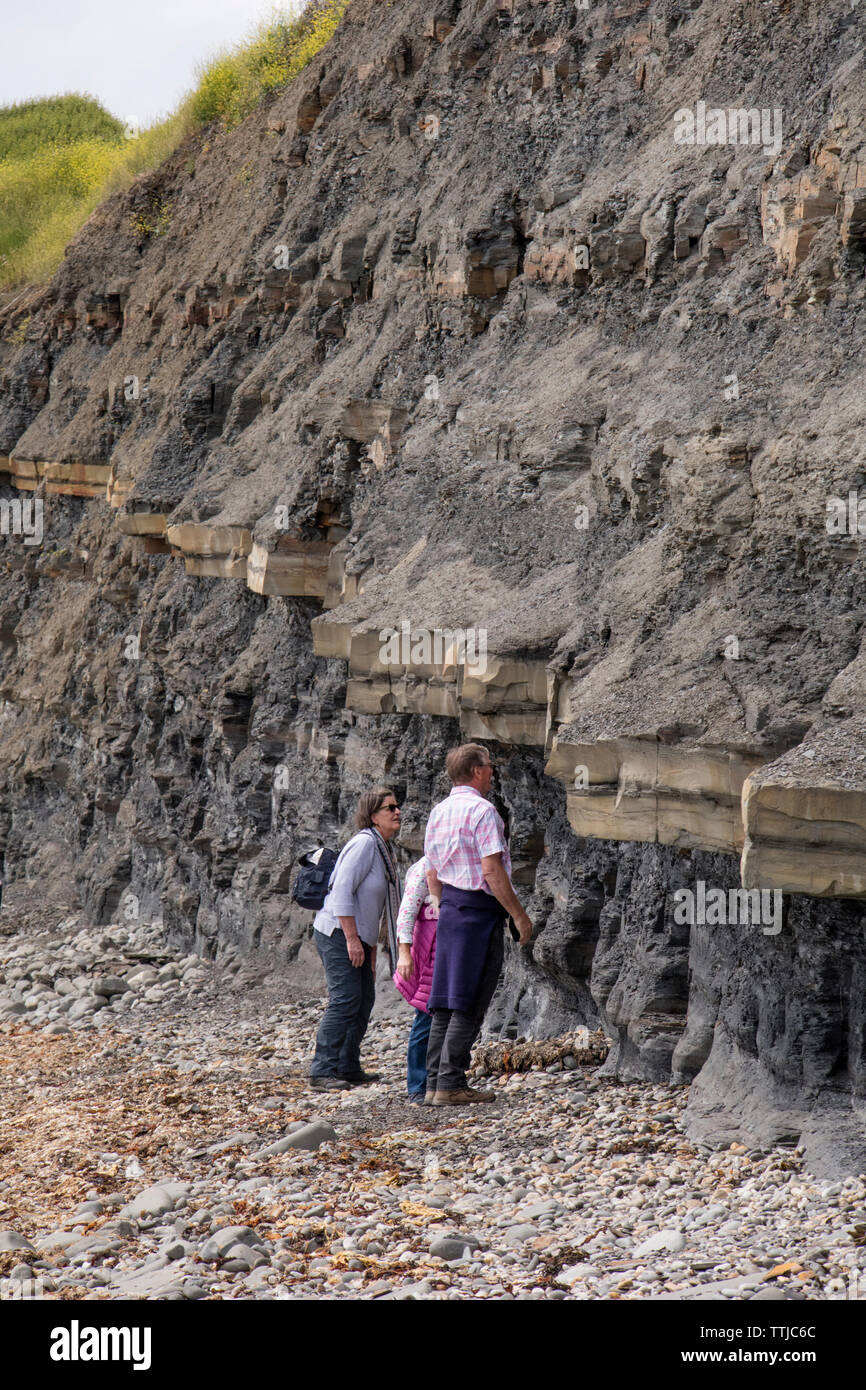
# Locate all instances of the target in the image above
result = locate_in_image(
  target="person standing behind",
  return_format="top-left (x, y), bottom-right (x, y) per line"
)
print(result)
top-left (309, 787), bottom-right (402, 1092)
top-left (393, 855), bottom-right (439, 1103)
top-left (423, 743), bottom-right (532, 1106)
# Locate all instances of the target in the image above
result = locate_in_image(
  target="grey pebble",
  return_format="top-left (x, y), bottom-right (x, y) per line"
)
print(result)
top-left (429, 1236), bottom-right (476, 1261)
top-left (0, 1229), bottom-right (35, 1253)
top-left (118, 1183), bottom-right (190, 1219)
top-left (257, 1120), bottom-right (337, 1157)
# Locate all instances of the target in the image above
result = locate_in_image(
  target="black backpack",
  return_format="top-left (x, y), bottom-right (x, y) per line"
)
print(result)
top-left (291, 847), bottom-right (339, 911)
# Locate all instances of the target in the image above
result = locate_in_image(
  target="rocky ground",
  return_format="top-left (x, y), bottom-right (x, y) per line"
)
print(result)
top-left (1, 910), bottom-right (864, 1303)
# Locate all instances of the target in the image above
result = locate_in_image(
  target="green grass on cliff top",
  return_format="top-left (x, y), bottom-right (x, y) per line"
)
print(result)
top-left (0, 0), bottom-right (349, 294)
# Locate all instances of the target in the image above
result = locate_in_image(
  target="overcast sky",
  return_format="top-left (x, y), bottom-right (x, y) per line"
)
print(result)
top-left (1, 1), bottom-right (298, 127)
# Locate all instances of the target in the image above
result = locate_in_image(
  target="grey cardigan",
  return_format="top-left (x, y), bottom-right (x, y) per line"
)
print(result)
top-left (313, 831), bottom-right (387, 947)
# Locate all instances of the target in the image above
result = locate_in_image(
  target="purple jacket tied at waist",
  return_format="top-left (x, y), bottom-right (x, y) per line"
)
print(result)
top-left (427, 884), bottom-right (505, 1013)
top-left (393, 902), bottom-right (438, 1012)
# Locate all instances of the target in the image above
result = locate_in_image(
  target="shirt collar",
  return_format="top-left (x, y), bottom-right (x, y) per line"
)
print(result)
top-left (449, 785), bottom-right (481, 797)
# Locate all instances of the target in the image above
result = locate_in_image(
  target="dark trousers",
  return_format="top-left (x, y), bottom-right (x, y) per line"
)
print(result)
top-left (311, 930), bottom-right (375, 1079)
top-left (426, 927), bottom-right (503, 1093)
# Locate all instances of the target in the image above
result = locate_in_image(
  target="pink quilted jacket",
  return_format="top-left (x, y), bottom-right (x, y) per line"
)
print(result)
top-left (392, 902), bottom-right (438, 1012)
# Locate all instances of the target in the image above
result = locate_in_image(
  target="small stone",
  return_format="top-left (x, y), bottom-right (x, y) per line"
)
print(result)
top-left (199, 1226), bottom-right (262, 1261)
top-left (257, 1120), bottom-right (337, 1156)
top-left (225, 1243), bottom-right (269, 1269)
top-left (127, 968), bottom-right (159, 987)
top-left (390, 1279), bottom-right (434, 1301)
top-left (0, 1230), bottom-right (35, 1253)
top-left (92, 976), bottom-right (130, 998)
top-left (689, 1203), bottom-right (726, 1228)
top-left (118, 1182), bottom-right (190, 1219)
top-left (206, 1132), bottom-right (260, 1155)
top-left (429, 1235), bottom-right (478, 1261)
top-left (557, 1263), bottom-right (596, 1287)
top-left (634, 1229), bottom-right (686, 1257)
top-left (73, 1200), bottom-right (104, 1219)
top-left (517, 1200), bottom-right (561, 1222)
top-left (35, 1230), bottom-right (81, 1252)
top-left (68, 997), bottom-right (98, 1020)
top-left (503, 1223), bottom-right (539, 1246)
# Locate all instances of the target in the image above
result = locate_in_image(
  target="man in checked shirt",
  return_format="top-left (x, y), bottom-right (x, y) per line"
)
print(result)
top-left (423, 743), bottom-right (532, 1105)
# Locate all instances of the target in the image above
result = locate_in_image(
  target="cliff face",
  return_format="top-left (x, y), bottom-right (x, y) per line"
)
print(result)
top-left (1, 0), bottom-right (865, 1173)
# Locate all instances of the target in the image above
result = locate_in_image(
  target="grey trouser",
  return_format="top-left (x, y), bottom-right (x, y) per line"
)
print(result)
top-left (425, 928), bottom-right (504, 1093)
top-left (311, 930), bottom-right (375, 1078)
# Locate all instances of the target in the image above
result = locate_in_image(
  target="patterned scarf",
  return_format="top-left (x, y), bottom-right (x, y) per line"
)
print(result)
top-left (368, 827), bottom-right (401, 970)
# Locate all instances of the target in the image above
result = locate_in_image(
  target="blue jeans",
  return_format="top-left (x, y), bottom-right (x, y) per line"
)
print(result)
top-left (311, 930), bottom-right (375, 1079)
top-left (407, 1008), bottom-right (432, 1097)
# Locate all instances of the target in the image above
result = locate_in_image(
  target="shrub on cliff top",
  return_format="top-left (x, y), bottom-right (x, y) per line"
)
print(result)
top-left (0, 1), bottom-right (350, 292)
top-left (190, 0), bottom-right (350, 130)
top-left (0, 93), bottom-right (126, 161)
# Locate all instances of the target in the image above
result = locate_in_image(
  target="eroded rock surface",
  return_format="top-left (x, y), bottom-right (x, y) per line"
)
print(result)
top-left (0, 0), bottom-right (865, 1170)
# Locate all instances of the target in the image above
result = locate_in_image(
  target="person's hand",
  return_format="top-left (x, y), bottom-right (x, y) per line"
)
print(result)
top-left (514, 910), bottom-right (533, 946)
top-left (396, 946), bottom-right (414, 982)
top-left (428, 898), bottom-right (440, 919)
top-left (345, 934), bottom-right (365, 968)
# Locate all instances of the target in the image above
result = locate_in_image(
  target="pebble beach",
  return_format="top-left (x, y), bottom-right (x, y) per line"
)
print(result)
top-left (1, 916), bottom-right (863, 1302)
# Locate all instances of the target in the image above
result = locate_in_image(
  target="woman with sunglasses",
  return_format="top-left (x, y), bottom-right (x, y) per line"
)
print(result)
top-left (309, 787), bottom-right (402, 1091)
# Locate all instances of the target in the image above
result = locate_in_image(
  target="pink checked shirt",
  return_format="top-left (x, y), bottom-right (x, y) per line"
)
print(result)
top-left (424, 785), bottom-right (512, 894)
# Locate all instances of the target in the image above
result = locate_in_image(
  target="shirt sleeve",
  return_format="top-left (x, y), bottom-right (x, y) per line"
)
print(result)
top-left (473, 805), bottom-right (508, 862)
top-left (396, 860), bottom-right (428, 944)
top-left (328, 834), bottom-right (377, 918)
top-left (423, 815), bottom-right (439, 871)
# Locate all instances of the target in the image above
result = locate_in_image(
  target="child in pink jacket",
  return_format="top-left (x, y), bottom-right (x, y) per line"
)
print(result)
top-left (394, 855), bottom-right (439, 1102)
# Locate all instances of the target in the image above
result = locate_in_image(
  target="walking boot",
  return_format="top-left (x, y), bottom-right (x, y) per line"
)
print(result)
top-left (431, 1087), bottom-right (496, 1105)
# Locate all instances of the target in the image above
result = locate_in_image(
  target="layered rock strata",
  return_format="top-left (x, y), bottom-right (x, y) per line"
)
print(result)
top-left (0, 0), bottom-right (865, 1171)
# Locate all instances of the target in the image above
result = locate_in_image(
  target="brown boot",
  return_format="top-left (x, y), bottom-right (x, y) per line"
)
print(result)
top-left (431, 1087), bottom-right (496, 1105)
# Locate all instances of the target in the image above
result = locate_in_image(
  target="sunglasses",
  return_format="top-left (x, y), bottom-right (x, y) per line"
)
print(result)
top-left (379, 802), bottom-right (400, 812)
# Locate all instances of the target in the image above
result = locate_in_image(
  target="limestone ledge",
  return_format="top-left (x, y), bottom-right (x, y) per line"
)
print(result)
top-left (115, 511), bottom-right (169, 537)
top-left (312, 615), bottom-right (550, 745)
top-left (1, 456), bottom-right (109, 498)
top-left (324, 543), bottom-right (364, 610)
top-left (741, 770), bottom-right (866, 898)
top-left (246, 539), bottom-right (331, 598)
top-left (106, 470), bottom-right (134, 509)
top-left (165, 524), bottom-right (252, 580)
top-left (546, 734), bottom-right (766, 855)
top-left (761, 134), bottom-right (866, 284)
